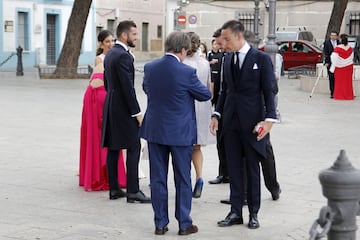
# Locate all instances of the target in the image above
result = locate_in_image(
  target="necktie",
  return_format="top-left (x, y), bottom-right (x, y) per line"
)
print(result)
top-left (234, 52), bottom-right (240, 70)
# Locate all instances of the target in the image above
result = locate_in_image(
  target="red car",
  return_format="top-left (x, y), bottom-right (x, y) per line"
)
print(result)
top-left (260, 40), bottom-right (323, 70)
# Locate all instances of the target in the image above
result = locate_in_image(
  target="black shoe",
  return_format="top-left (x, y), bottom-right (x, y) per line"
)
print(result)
top-left (208, 176), bottom-right (224, 184)
top-left (193, 178), bottom-right (204, 198)
top-left (155, 226), bottom-right (168, 235)
top-left (217, 212), bottom-right (244, 227)
top-left (178, 224), bottom-right (198, 235)
top-left (220, 198), bottom-right (247, 205)
top-left (271, 188), bottom-right (281, 201)
top-left (109, 189), bottom-right (126, 200)
top-left (220, 198), bottom-right (231, 205)
top-left (222, 176), bottom-right (230, 183)
top-left (248, 214), bottom-right (260, 229)
top-left (127, 190), bottom-right (151, 203)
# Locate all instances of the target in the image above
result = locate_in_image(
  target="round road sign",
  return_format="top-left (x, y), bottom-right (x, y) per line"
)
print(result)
top-left (177, 15), bottom-right (186, 25)
top-left (188, 15), bottom-right (197, 24)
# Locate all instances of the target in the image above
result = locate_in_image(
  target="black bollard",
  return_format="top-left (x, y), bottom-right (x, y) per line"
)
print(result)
top-left (16, 45), bottom-right (24, 76)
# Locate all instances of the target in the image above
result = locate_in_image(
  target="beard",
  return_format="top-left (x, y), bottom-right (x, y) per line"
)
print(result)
top-left (127, 38), bottom-right (136, 48)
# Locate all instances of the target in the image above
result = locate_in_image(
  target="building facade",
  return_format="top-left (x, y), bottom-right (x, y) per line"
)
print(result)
top-left (95, 0), bottom-right (166, 60)
top-left (172, 0), bottom-right (360, 48)
top-left (0, 0), bottom-right (96, 69)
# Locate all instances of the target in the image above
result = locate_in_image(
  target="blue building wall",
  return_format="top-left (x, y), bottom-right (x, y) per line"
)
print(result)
top-left (0, 0), bottom-right (95, 70)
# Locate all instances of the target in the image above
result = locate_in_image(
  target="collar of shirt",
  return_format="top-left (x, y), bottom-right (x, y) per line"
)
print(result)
top-left (234, 41), bottom-right (250, 64)
top-left (165, 52), bottom-right (180, 62)
top-left (116, 40), bottom-right (129, 51)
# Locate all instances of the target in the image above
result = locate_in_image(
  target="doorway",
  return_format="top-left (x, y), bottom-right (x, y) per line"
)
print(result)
top-left (142, 22), bottom-right (149, 51)
top-left (46, 14), bottom-right (57, 65)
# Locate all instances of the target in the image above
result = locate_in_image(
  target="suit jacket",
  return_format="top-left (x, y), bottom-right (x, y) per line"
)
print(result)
top-left (215, 47), bottom-right (276, 158)
top-left (101, 44), bottom-right (141, 150)
top-left (323, 39), bottom-right (339, 65)
top-left (140, 54), bottom-right (212, 146)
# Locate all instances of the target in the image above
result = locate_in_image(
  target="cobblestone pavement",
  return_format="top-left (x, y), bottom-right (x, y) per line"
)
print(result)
top-left (0, 67), bottom-right (359, 240)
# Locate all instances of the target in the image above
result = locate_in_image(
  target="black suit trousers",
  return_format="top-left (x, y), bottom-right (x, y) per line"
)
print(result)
top-left (327, 66), bottom-right (335, 96)
top-left (223, 117), bottom-right (261, 216)
top-left (216, 119), bottom-right (228, 177)
top-left (260, 139), bottom-right (280, 193)
top-left (107, 139), bottom-right (141, 193)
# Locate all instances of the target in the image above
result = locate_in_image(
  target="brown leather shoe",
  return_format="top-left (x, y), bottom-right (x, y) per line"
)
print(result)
top-left (155, 226), bottom-right (168, 235)
top-left (178, 224), bottom-right (198, 235)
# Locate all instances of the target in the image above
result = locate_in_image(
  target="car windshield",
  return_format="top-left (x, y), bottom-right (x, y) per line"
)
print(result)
top-left (276, 32), bottom-right (297, 40)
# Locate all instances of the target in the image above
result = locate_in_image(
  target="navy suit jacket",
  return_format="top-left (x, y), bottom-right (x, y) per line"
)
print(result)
top-left (323, 39), bottom-right (339, 65)
top-left (140, 54), bottom-right (212, 146)
top-left (102, 44), bottom-right (141, 149)
top-left (216, 47), bottom-right (276, 158)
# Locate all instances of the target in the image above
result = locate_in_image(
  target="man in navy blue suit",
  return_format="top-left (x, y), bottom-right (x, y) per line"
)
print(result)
top-left (140, 32), bottom-right (211, 236)
top-left (210, 20), bottom-right (277, 229)
top-left (102, 20), bottom-right (150, 203)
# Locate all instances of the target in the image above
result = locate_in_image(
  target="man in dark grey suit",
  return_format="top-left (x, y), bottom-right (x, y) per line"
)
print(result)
top-left (102, 20), bottom-right (150, 203)
top-left (210, 20), bottom-right (276, 229)
top-left (323, 30), bottom-right (339, 98)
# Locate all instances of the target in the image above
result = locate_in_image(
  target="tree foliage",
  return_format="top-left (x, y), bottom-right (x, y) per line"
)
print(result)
top-left (54, 0), bottom-right (92, 78)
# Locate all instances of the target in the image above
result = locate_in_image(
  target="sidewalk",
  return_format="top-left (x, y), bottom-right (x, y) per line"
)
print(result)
top-left (0, 69), bottom-right (359, 240)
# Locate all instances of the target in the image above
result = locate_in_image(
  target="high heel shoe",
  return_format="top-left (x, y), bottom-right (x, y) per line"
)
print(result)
top-left (193, 178), bottom-right (204, 198)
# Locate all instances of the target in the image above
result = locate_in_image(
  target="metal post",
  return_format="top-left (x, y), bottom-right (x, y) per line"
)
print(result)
top-left (310, 150), bottom-right (360, 240)
top-left (16, 45), bottom-right (24, 76)
top-left (264, 0), bottom-right (277, 68)
top-left (254, 0), bottom-right (260, 48)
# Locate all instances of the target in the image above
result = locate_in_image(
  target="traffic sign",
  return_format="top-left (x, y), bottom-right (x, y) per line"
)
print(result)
top-left (188, 15), bottom-right (197, 24)
top-left (177, 15), bottom-right (186, 25)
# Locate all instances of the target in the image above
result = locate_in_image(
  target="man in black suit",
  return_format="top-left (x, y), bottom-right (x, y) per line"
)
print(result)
top-left (208, 28), bottom-right (230, 185)
top-left (323, 30), bottom-right (339, 98)
top-left (102, 20), bottom-right (150, 203)
top-left (210, 20), bottom-right (276, 229)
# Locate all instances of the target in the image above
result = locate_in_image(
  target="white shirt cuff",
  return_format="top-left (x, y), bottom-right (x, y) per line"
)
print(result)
top-left (213, 112), bottom-right (221, 118)
top-left (265, 118), bottom-right (278, 123)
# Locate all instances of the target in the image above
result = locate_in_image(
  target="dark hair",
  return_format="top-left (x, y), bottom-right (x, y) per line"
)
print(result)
top-left (186, 32), bottom-right (200, 56)
top-left (221, 20), bottom-right (245, 35)
top-left (340, 33), bottom-right (348, 45)
top-left (212, 28), bottom-right (222, 38)
top-left (200, 42), bottom-right (208, 55)
top-left (211, 39), bottom-right (216, 44)
top-left (116, 20), bottom-right (137, 38)
top-left (330, 30), bottom-right (339, 36)
top-left (96, 30), bottom-right (113, 56)
top-left (165, 31), bottom-right (191, 53)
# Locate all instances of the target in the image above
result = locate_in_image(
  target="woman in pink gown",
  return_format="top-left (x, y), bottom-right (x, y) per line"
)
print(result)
top-left (330, 33), bottom-right (354, 100)
top-left (79, 30), bottom-right (126, 191)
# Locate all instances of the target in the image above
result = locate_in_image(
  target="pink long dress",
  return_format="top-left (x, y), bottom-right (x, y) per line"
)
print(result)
top-left (79, 60), bottom-right (126, 191)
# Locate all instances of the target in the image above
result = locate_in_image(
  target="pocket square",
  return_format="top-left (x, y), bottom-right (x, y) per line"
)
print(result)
top-left (253, 63), bottom-right (258, 69)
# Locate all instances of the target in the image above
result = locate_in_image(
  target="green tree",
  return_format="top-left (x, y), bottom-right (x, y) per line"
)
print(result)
top-left (325, 0), bottom-right (348, 40)
top-left (54, 0), bottom-right (92, 78)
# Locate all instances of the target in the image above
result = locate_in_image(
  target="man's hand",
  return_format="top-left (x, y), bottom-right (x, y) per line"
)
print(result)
top-left (256, 121), bottom-right (273, 141)
top-left (136, 114), bottom-right (144, 127)
top-left (209, 59), bottom-right (218, 65)
top-left (324, 63), bottom-right (329, 67)
top-left (209, 118), bottom-right (219, 136)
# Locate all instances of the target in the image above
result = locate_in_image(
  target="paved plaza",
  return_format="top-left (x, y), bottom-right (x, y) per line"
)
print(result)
top-left (1, 66), bottom-right (360, 240)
